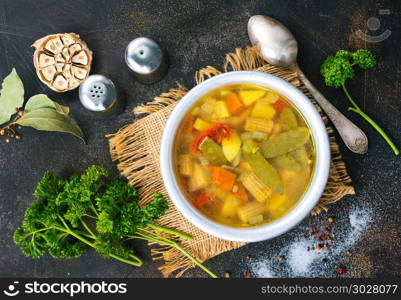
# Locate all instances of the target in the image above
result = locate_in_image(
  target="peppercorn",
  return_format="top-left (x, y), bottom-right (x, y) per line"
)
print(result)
top-left (338, 267), bottom-right (346, 275)
top-left (322, 258), bottom-right (328, 263)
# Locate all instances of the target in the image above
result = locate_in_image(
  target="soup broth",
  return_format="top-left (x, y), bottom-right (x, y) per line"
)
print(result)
top-left (174, 84), bottom-right (315, 227)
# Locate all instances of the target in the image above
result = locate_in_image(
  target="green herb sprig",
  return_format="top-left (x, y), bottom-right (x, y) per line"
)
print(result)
top-left (13, 165), bottom-right (217, 278)
top-left (0, 68), bottom-right (84, 143)
top-left (320, 49), bottom-right (399, 155)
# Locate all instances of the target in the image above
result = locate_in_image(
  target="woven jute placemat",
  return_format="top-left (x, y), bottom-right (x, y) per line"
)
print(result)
top-left (107, 46), bottom-right (355, 277)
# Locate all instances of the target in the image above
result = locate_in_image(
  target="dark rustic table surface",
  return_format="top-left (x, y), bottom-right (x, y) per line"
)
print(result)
top-left (0, 0), bottom-right (400, 278)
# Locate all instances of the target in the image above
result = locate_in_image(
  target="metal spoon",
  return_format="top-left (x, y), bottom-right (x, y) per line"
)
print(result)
top-left (248, 15), bottom-right (368, 154)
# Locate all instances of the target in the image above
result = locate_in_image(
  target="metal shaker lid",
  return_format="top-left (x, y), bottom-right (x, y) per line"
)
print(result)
top-left (125, 37), bottom-right (168, 84)
top-left (79, 74), bottom-right (117, 112)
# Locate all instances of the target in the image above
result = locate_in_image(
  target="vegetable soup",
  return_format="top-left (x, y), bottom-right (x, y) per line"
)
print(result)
top-left (174, 84), bottom-right (315, 227)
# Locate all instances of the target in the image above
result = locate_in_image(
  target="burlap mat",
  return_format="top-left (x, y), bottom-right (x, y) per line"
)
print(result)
top-left (107, 46), bottom-right (355, 277)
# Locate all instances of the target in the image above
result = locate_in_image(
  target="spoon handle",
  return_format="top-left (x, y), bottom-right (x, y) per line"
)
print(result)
top-left (291, 64), bottom-right (368, 154)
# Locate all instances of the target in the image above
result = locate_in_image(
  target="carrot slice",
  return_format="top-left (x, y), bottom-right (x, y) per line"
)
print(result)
top-left (233, 183), bottom-right (248, 201)
top-left (212, 167), bottom-right (237, 191)
top-left (226, 93), bottom-right (245, 115)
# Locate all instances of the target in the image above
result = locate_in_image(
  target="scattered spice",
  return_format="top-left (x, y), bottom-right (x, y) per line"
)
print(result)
top-left (225, 272), bottom-right (231, 278)
top-left (278, 255), bottom-right (285, 262)
top-left (245, 271), bottom-right (252, 278)
top-left (311, 226), bottom-right (317, 234)
top-left (328, 217), bottom-right (334, 223)
top-left (5, 138), bottom-right (10, 143)
top-left (338, 267), bottom-right (347, 275)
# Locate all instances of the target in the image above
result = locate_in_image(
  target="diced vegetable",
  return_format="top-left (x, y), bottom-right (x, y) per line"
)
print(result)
top-left (239, 89), bottom-right (266, 106)
top-left (251, 99), bottom-right (276, 119)
top-left (279, 107), bottom-right (298, 131)
top-left (266, 193), bottom-right (288, 218)
top-left (189, 163), bottom-right (210, 192)
top-left (193, 118), bottom-right (213, 131)
top-left (222, 130), bottom-right (241, 161)
top-left (212, 166), bottom-right (237, 191)
top-left (231, 150), bottom-right (241, 167)
top-left (270, 154), bottom-right (301, 172)
top-left (240, 172), bottom-right (272, 202)
top-left (243, 151), bottom-right (284, 194)
top-left (178, 154), bottom-right (192, 176)
top-left (244, 117), bottom-right (274, 133)
top-left (184, 117), bottom-right (194, 134)
top-left (272, 99), bottom-right (288, 112)
top-left (242, 139), bottom-right (259, 154)
top-left (192, 124), bottom-right (231, 151)
top-left (224, 108), bottom-right (250, 129)
top-left (248, 214), bottom-right (264, 225)
top-left (201, 98), bottom-right (216, 114)
top-left (240, 131), bottom-right (268, 141)
top-left (194, 191), bottom-right (210, 208)
top-left (280, 169), bottom-right (309, 200)
top-left (212, 101), bottom-right (231, 119)
top-left (237, 201), bottom-right (265, 223)
top-left (260, 127), bottom-right (310, 158)
top-left (264, 91), bottom-right (280, 103)
top-left (270, 123), bottom-right (281, 138)
top-left (233, 183), bottom-right (248, 201)
top-left (289, 146), bottom-right (310, 169)
top-left (206, 184), bottom-right (229, 200)
top-left (221, 194), bottom-right (241, 217)
top-left (190, 106), bottom-right (200, 116)
top-left (198, 137), bottom-right (227, 165)
top-left (225, 93), bottom-right (245, 114)
top-left (238, 161), bottom-right (252, 172)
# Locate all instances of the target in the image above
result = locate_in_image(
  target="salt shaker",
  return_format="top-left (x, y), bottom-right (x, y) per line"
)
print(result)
top-left (79, 74), bottom-right (124, 117)
top-left (125, 37), bottom-right (168, 84)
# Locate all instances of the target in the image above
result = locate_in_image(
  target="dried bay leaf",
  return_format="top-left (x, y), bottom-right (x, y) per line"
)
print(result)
top-left (15, 108), bottom-right (85, 142)
top-left (0, 68), bottom-right (25, 125)
top-left (25, 94), bottom-right (70, 115)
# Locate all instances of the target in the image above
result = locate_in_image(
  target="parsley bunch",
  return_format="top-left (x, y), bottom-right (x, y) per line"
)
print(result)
top-left (321, 49), bottom-right (399, 155)
top-left (14, 165), bottom-right (217, 277)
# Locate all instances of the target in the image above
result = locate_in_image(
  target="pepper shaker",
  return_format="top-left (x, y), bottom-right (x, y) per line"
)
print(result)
top-left (125, 37), bottom-right (168, 84)
top-left (79, 74), bottom-right (124, 117)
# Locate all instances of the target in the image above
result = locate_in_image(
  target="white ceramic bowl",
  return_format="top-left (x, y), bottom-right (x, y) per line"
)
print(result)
top-left (160, 71), bottom-right (330, 242)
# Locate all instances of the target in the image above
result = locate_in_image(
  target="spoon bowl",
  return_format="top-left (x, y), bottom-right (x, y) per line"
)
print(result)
top-left (248, 15), bottom-right (369, 154)
top-left (248, 15), bottom-right (298, 67)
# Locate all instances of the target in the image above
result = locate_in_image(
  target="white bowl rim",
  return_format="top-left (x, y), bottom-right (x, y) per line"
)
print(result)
top-left (160, 71), bottom-right (330, 242)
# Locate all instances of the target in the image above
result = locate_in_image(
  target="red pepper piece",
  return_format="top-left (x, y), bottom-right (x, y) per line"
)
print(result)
top-left (194, 191), bottom-right (209, 208)
top-left (192, 124), bottom-right (231, 151)
top-left (272, 99), bottom-right (288, 113)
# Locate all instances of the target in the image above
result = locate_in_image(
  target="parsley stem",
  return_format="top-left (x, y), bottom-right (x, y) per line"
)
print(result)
top-left (129, 231), bottom-right (218, 278)
top-left (342, 83), bottom-right (399, 155)
top-left (79, 217), bottom-right (96, 238)
top-left (53, 226), bottom-right (143, 267)
top-left (147, 223), bottom-right (193, 241)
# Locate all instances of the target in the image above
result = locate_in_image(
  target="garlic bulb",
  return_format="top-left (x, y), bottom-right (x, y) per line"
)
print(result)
top-left (32, 33), bottom-right (92, 92)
